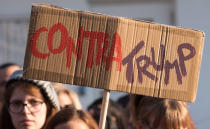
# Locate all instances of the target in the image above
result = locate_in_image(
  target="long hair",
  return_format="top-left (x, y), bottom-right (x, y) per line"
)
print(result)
top-left (129, 96), bottom-right (196, 129)
top-left (45, 106), bottom-right (98, 129)
top-left (0, 80), bottom-right (58, 129)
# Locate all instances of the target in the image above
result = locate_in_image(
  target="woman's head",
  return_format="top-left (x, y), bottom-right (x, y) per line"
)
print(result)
top-left (0, 70), bottom-right (60, 129)
top-left (88, 98), bottom-right (127, 129)
top-left (129, 96), bottom-right (195, 129)
top-left (46, 106), bottom-right (98, 129)
top-left (53, 83), bottom-right (82, 109)
top-left (6, 81), bottom-right (48, 129)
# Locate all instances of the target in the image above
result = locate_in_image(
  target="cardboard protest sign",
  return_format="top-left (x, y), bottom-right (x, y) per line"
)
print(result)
top-left (23, 4), bottom-right (205, 102)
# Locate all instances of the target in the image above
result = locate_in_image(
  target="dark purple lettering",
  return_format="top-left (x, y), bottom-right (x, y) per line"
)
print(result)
top-left (136, 56), bottom-right (157, 83)
top-left (122, 41), bottom-right (145, 83)
top-left (165, 60), bottom-right (182, 85)
top-left (178, 43), bottom-right (196, 76)
top-left (151, 44), bottom-right (165, 71)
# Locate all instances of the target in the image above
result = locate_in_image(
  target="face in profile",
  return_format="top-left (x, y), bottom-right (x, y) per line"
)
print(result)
top-left (8, 84), bottom-right (47, 129)
top-left (54, 119), bottom-right (90, 129)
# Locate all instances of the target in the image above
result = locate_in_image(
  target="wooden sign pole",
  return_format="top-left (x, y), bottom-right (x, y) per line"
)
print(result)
top-left (98, 90), bottom-right (110, 129)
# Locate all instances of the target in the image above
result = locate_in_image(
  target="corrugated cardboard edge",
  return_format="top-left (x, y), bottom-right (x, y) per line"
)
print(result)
top-left (23, 4), bottom-right (205, 102)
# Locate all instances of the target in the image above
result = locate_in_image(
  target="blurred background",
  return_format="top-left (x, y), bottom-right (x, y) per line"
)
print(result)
top-left (0, 0), bottom-right (209, 128)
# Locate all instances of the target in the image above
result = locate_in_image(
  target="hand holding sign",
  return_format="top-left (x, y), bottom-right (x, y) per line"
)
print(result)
top-left (23, 4), bottom-right (204, 129)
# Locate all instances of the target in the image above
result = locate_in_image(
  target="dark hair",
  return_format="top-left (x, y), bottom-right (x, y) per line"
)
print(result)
top-left (117, 94), bottom-right (130, 108)
top-left (0, 80), bottom-right (58, 129)
top-left (88, 98), bottom-right (127, 129)
top-left (0, 63), bottom-right (20, 69)
top-left (128, 95), bottom-right (144, 125)
top-left (45, 106), bottom-right (98, 129)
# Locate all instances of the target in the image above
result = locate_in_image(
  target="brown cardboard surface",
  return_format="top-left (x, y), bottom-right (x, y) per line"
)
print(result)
top-left (23, 4), bottom-right (205, 102)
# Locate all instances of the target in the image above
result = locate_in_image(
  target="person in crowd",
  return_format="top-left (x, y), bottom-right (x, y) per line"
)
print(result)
top-left (0, 63), bottom-right (20, 104)
top-left (45, 105), bottom-right (98, 129)
top-left (128, 95), bottom-right (196, 129)
top-left (0, 69), bottom-right (60, 129)
top-left (52, 83), bottom-right (82, 109)
top-left (88, 97), bottom-right (127, 129)
top-left (127, 95), bottom-right (144, 129)
top-left (117, 94), bottom-right (130, 109)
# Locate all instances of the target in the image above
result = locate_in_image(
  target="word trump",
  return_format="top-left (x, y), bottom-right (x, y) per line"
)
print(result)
top-left (30, 23), bottom-right (196, 85)
top-left (122, 41), bottom-right (195, 85)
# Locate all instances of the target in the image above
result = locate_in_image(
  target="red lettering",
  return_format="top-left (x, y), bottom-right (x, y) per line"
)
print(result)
top-left (48, 23), bottom-right (68, 53)
top-left (84, 31), bottom-right (98, 68)
top-left (76, 26), bottom-right (84, 60)
top-left (66, 37), bottom-right (77, 67)
top-left (66, 26), bottom-right (84, 67)
top-left (106, 33), bottom-right (122, 71)
top-left (102, 34), bottom-right (109, 62)
top-left (30, 27), bottom-right (50, 58)
top-left (96, 33), bottom-right (109, 65)
top-left (30, 23), bottom-right (122, 71)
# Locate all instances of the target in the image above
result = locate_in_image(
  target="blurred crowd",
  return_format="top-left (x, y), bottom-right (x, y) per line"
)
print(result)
top-left (0, 62), bottom-right (196, 129)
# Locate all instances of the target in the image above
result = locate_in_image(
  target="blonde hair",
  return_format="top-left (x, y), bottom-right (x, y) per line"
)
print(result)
top-left (52, 83), bottom-right (82, 109)
top-left (129, 96), bottom-right (196, 129)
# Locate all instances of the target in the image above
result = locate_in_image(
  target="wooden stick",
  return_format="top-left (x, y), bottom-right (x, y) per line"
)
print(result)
top-left (98, 90), bottom-right (110, 129)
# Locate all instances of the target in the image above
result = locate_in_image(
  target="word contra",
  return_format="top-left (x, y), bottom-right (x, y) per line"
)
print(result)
top-left (30, 23), bottom-right (196, 85)
top-left (30, 23), bottom-right (122, 71)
